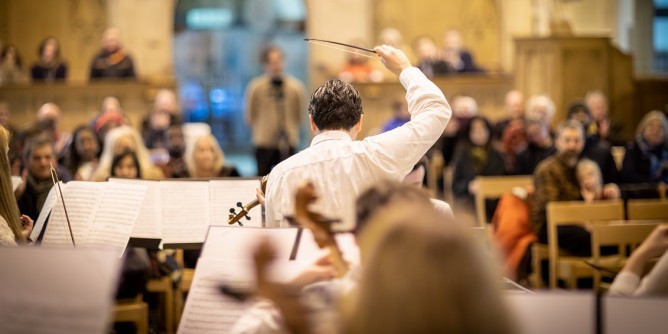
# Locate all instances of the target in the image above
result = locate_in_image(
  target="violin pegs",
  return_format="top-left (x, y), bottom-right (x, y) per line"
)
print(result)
top-left (229, 208), bottom-right (236, 213)
top-left (236, 202), bottom-right (243, 208)
top-left (245, 216), bottom-right (251, 220)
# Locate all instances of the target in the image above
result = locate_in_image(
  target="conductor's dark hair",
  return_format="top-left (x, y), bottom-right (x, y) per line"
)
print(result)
top-left (260, 45), bottom-right (283, 64)
top-left (309, 79), bottom-right (363, 131)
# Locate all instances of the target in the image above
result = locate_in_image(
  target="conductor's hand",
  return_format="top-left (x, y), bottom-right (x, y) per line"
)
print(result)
top-left (374, 45), bottom-right (412, 76)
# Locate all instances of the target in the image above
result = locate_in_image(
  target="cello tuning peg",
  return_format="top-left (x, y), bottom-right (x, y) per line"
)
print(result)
top-left (229, 208), bottom-right (236, 213)
top-left (245, 216), bottom-right (251, 220)
top-left (236, 202), bottom-right (243, 208)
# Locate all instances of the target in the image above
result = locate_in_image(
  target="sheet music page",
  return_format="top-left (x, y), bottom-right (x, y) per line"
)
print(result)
top-left (11, 176), bottom-right (22, 191)
top-left (161, 181), bottom-right (211, 244)
top-left (202, 226), bottom-right (299, 260)
top-left (31, 185), bottom-right (58, 241)
top-left (42, 181), bottom-right (103, 247)
top-left (209, 179), bottom-right (261, 227)
top-left (85, 182), bottom-right (147, 257)
top-left (109, 178), bottom-right (162, 239)
top-left (202, 226), bottom-right (360, 264)
top-left (177, 258), bottom-right (310, 334)
top-left (0, 247), bottom-right (120, 334)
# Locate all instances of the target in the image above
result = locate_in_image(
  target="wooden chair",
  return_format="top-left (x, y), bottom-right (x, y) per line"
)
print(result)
top-left (627, 199), bottom-right (668, 220)
top-left (113, 294), bottom-right (149, 334)
top-left (589, 222), bottom-right (659, 290)
top-left (474, 175), bottom-right (533, 227)
top-left (146, 276), bottom-right (175, 334)
top-left (427, 150), bottom-right (445, 198)
top-left (546, 200), bottom-right (624, 289)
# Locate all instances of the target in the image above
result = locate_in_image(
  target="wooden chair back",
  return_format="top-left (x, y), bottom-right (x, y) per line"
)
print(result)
top-left (474, 175), bottom-right (533, 227)
top-left (114, 294), bottom-right (149, 334)
top-left (546, 200), bottom-right (624, 289)
top-left (627, 199), bottom-right (668, 220)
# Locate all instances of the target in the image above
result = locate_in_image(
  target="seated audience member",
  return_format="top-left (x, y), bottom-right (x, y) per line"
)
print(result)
top-left (185, 134), bottom-right (239, 178)
top-left (141, 89), bottom-right (182, 149)
top-left (609, 224), bottom-right (668, 296)
top-left (514, 118), bottom-right (554, 175)
top-left (16, 136), bottom-right (72, 221)
top-left (440, 29), bottom-right (484, 73)
top-left (35, 102), bottom-right (71, 159)
top-left (438, 95), bottom-right (478, 166)
top-left (567, 102), bottom-right (618, 183)
top-left (500, 118), bottom-right (526, 173)
top-left (413, 35), bottom-right (450, 78)
top-left (620, 110), bottom-right (668, 184)
top-left (0, 125), bottom-right (33, 245)
top-left (232, 180), bottom-right (454, 334)
top-left (93, 97), bottom-right (127, 150)
top-left (30, 36), bottom-right (67, 82)
top-left (531, 120), bottom-right (620, 257)
top-left (525, 95), bottom-right (556, 130)
top-left (576, 159), bottom-right (612, 202)
top-left (452, 116), bottom-right (506, 218)
top-left (381, 100), bottom-right (410, 132)
top-left (585, 90), bottom-right (623, 146)
top-left (89, 27), bottom-right (136, 80)
top-left (345, 205), bottom-right (512, 334)
top-left (0, 44), bottom-right (27, 85)
top-left (65, 125), bottom-right (99, 181)
top-left (92, 126), bottom-right (164, 181)
top-left (495, 90), bottom-right (525, 139)
top-left (158, 124), bottom-right (188, 178)
top-left (111, 150), bottom-right (141, 180)
top-left (338, 39), bottom-right (382, 83)
top-left (403, 155), bottom-right (454, 219)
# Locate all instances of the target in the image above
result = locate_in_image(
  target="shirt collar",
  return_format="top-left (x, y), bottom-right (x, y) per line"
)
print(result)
top-left (310, 130), bottom-right (352, 146)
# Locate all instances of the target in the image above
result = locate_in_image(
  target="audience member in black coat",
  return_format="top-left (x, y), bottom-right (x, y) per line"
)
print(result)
top-left (620, 110), bottom-right (668, 184)
top-left (515, 118), bottom-right (555, 175)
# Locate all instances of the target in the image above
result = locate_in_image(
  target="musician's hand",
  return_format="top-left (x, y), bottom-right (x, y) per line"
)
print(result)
top-left (374, 45), bottom-right (411, 76)
top-left (20, 215), bottom-right (33, 241)
top-left (256, 187), bottom-right (266, 206)
top-left (289, 254), bottom-right (337, 288)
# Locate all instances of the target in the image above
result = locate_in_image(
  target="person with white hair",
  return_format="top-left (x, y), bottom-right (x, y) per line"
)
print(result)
top-left (525, 95), bottom-right (556, 128)
top-left (89, 27), bottom-right (136, 80)
top-left (35, 102), bottom-right (71, 158)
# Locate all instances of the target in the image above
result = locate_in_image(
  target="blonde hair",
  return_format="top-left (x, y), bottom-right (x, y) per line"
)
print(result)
top-left (92, 126), bottom-right (163, 181)
top-left (185, 134), bottom-right (225, 178)
top-left (576, 159), bottom-right (602, 182)
top-left (347, 203), bottom-right (512, 334)
top-left (0, 126), bottom-right (24, 243)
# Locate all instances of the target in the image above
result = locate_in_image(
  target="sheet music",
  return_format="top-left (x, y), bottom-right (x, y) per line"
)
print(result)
top-left (604, 296), bottom-right (668, 334)
top-left (177, 259), bottom-right (255, 334)
top-left (85, 183), bottom-right (147, 256)
top-left (109, 178), bottom-right (162, 239)
top-left (178, 258), bottom-right (311, 334)
top-left (0, 247), bottom-right (120, 334)
top-left (209, 179), bottom-right (262, 227)
top-left (42, 181), bottom-right (102, 246)
top-left (505, 292), bottom-right (595, 334)
top-left (202, 226), bottom-right (361, 265)
top-left (11, 176), bottom-right (22, 191)
top-left (161, 181), bottom-right (211, 244)
top-left (31, 185), bottom-right (58, 241)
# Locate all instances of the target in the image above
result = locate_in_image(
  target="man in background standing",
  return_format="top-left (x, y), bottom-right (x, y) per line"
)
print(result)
top-left (245, 46), bottom-right (306, 176)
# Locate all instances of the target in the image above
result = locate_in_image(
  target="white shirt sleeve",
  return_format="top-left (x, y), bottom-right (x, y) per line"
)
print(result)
top-left (362, 67), bottom-right (452, 179)
top-left (609, 250), bottom-right (668, 296)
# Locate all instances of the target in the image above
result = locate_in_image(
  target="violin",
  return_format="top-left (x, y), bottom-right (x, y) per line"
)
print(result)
top-left (228, 176), bottom-right (268, 226)
top-left (286, 181), bottom-right (348, 278)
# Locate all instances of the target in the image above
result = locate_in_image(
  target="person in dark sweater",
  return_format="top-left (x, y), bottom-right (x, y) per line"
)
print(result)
top-left (620, 110), bottom-right (668, 185)
top-left (30, 36), bottom-right (67, 82)
top-left (89, 27), bottom-right (136, 80)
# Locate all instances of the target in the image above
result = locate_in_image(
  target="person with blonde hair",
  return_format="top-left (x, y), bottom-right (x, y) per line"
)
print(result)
top-left (184, 134), bottom-right (239, 178)
top-left (91, 126), bottom-right (164, 181)
top-left (0, 125), bottom-right (33, 245)
top-left (347, 198), bottom-right (513, 334)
